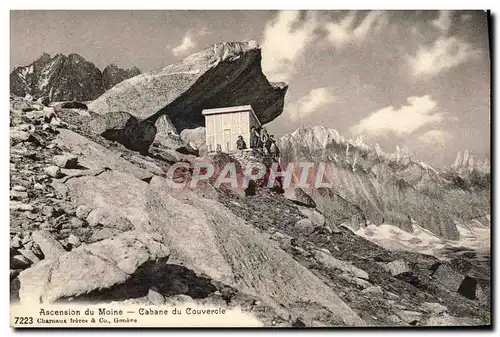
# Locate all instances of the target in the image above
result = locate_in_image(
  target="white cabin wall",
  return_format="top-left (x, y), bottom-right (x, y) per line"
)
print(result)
top-left (205, 114), bottom-right (215, 152)
top-left (240, 111), bottom-right (250, 149)
top-left (249, 111), bottom-right (260, 131)
top-left (203, 108), bottom-right (255, 153)
top-left (215, 113), bottom-right (223, 151)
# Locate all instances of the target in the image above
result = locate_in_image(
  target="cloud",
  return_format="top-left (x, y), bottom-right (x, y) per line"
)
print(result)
top-left (408, 36), bottom-right (481, 77)
top-left (169, 28), bottom-right (212, 57)
top-left (323, 12), bottom-right (356, 48)
top-left (261, 11), bottom-right (318, 82)
top-left (351, 95), bottom-right (445, 137)
top-left (197, 27), bottom-right (212, 36)
top-left (287, 87), bottom-right (336, 121)
top-left (432, 10), bottom-right (453, 33)
top-left (171, 35), bottom-right (196, 56)
top-left (260, 10), bottom-right (389, 81)
top-left (419, 130), bottom-right (453, 147)
top-left (324, 11), bottom-right (388, 49)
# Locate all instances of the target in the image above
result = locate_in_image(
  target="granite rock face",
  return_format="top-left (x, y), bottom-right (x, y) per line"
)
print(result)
top-left (88, 41), bottom-right (288, 131)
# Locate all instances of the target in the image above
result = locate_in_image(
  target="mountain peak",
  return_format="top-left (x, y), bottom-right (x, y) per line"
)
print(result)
top-left (35, 52), bottom-right (52, 64)
top-left (104, 63), bottom-right (119, 70)
top-left (101, 64), bottom-right (141, 90)
top-left (282, 126), bottom-right (416, 170)
top-left (10, 53), bottom-right (141, 102)
top-left (451, 150), bottom-right (490, 174)
top-left (68, 53), bottom-right (86, 61)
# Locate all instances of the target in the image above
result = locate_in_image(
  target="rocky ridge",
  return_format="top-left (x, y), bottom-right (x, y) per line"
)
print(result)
top-left (451, 150), bottom-right (490, 175)
top-left (102, 64), bottom-right (141, 91)
top-left (10, 53), bottom-right (140, 102)
top-left (277, 126), bottom-right (491, 240)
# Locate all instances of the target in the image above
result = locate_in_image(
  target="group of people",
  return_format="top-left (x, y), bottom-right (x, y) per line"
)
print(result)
top-left (236, 126), bottom-right (280, 159)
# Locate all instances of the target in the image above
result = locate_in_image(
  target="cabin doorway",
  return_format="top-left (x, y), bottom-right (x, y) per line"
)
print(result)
top-left (223, 128), bottom-right (231, 152)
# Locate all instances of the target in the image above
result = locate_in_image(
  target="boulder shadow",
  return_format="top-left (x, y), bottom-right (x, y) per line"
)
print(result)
top-left (59, 259), bottom-right (217, 303)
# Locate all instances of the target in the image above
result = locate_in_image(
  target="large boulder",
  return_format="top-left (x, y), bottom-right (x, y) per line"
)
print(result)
top-left (87, 111), bottom-right (156, 153)
top-left (384, 259), bottom-right (411, 276)
top-left (53, 128), bottom-right (157, 181)
top-left (155, 114), bottom-right (178, 136)
top-left (457, 275), bottom-right (478, 300)
top-left (64, 170), bottom-right (151, 231)
top-left (314, 249), bottom-right (369, 280)
top-left (88, 41), bottom-right (288, 131)
top-left (180, 127), bottom-right (206, 150)
top-left (131, 121), bottom-right (157, 153)
top-left (31, 230), bottom-right (66, 260)
top-left (18, 231), bottom-right (169, 303)
top-left (154, 114), bottom-right (186, 149)
top-left (145, 176), bottom-right (365, 326)
top-left (431, 263), bottom-right (465, 292)
top-left (421, 302), bottom-right (448, 315)
top-left (58, 168), bottom-right (365, 325)
top-left (298, 207), bottom-right (326, 227)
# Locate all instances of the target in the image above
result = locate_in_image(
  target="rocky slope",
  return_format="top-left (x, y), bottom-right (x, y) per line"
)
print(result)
top-left (278, 126), bottom-right (491, 241)
top-left (88, 41), bottom-right (288, 131)
top-left (10, 53), bottom-right (140, 102)
top-left (9, 97), bottom-right (490, 327)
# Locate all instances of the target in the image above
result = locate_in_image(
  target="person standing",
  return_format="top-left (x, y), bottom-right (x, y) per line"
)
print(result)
top-left (236, 135), bottom-right (247, 150)
top-left (250, 126), bottom-right (260, 149)
top-left (260, 127), bottom-right (270, 155)
top-left (269, 135), bottom-right (280, 159)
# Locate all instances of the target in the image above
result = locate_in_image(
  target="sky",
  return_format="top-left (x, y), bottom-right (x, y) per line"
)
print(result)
top-left (10, 10), bottom-right (491, 167)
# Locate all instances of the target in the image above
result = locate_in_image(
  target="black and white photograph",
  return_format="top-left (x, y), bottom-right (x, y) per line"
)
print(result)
top-left (8, 9), bottom-right (491, 328)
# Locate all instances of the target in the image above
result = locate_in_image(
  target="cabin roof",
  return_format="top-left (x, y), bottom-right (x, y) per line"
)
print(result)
top-left (202, 105), bottom-right (261, 127)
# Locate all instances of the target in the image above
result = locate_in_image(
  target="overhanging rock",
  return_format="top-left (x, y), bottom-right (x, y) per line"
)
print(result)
top-left (88, 41), bottom-right (288, 131)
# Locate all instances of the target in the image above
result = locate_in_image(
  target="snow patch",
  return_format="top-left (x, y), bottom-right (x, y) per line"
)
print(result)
top-left (166, 69), bottom-right (201, 75)
top-left (39, 58), bottom-right (59, 90)
top-left (352, 219), bottom-right (490, 259)
top-left (39, 77), bottom-right (50, 91)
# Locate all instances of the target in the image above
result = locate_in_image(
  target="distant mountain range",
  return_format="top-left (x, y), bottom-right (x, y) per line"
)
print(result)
top-left (10, 53), bottom-right (140, 102)
top-left (278, 126), bottom-right (490, 240)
